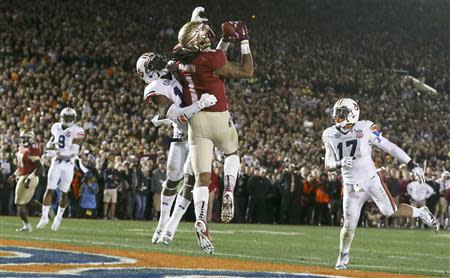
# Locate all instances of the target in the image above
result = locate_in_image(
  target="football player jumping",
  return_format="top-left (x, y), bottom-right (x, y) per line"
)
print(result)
top-left (11, 131), bottom-right (43, 232)
top-left (176, 8), bottom-right (254, 254)
top-left (37, 108), bottom-right (84, 231)
top-left (322, 98), bottom-right (439, 270)
top-left (136, 51), bottom-right (217, 245)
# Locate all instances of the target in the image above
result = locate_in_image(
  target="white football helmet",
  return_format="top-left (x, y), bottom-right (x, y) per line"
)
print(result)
top-left (136, 52), bottom-right (169, 84)
top-left (60, 107), bottom-right (77, 128)
top-left (332, 98), bottom-right (360, 128)
top-left (178, 21), bottom-right (215, 53)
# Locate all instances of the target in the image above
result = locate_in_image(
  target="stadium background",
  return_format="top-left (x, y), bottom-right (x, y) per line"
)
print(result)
top-left (0, 0), bottom-right (449, 276)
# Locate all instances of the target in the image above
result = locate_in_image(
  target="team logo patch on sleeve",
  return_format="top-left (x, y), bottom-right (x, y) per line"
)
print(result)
top-left (356, 130), bottom-right (364, 138)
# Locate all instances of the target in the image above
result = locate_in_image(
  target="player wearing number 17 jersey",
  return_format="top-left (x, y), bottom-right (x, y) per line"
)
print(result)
top-left (175, 10), bottom-right (254, 254)
top-left (322, 98), bottom-right (438, 270)
top-left (37, 107), bottom-right (84, 231)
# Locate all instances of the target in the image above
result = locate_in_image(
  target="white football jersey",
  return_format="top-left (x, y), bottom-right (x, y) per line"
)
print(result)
top-left (50, 123), bottom-right (85, 160)
top-left (322, 120), bottom-right (382, 184)
top-left (143, 74), bottom-right (188, 139)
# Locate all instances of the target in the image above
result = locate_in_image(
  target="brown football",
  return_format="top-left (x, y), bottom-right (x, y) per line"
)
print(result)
top-left (221, 21), bottom-right (236, 38)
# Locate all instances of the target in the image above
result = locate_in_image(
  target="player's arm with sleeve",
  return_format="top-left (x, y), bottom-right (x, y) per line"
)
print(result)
top-left (144, 79), bottom-right (217, 125)
top-left (213, 21), bottom-right (254, 79)
top-left (57, 128), bottom-right (84, 160)
top-left (166, 94), bottom-right (217, 124)
top-left (369, 122), bottom-right (425, 183)
top-left (25, 145), bottom-right (43, 187)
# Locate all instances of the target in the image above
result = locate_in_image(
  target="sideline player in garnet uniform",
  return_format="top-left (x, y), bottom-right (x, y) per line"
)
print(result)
top-left (37, 107), bottom-right (84, 231)
top-left (322, 98), bottom-right (439, 270)
top-left (176, 9), bottom-right (254, 253)
top-left (136, 51), bottom-right (217, 245)
top-left (11, 131), bottom-right (43, 232)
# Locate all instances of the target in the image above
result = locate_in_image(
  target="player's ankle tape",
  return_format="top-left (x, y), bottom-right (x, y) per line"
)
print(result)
top-left (241, 40), bottom-right (251, 54)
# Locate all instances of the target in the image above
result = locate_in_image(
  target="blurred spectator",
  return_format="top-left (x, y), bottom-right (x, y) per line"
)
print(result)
top-left (436, 171), bottom-right (450, 227)
top-left (134, 163), bottom-right (151, 220)
top-left (407, 180), bottom-right (435, 228)
top-left (102, 163), bottom-right (120, 220)
top-left (151, 159), bottom-right (166, 220)
top-left (314, 173), bottom-right (331, 225)
top-left (247, 168), bottom-right (272, 224)
top-left (80, 173), bottom-right (98, 218)
top-left (328, 173), bottom-right (343, 226)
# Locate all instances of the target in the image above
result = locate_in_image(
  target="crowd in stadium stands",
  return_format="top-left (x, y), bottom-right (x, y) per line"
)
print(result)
top-left (1, 0), bottom-right (449, 228)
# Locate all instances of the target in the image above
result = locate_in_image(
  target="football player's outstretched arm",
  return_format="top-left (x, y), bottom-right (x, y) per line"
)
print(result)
top-left (214, 21), bottom-right (254, 79)
top-left (166, 94), bottom-right (217, 124)
top-left (370, 126), bottom-right (425, 183)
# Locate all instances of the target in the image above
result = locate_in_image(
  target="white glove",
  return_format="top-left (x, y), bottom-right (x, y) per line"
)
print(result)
top-left (412, 166), bottom-right (425, 184)
top-left (191, 7), bottom-right (208, 22)
top-left (197, 93), bottom-right (217, 109)
top-left (46, 141), bottom-right (59, 150)
top-left (337, 157), bottom-right (353, 169)
top-left (151, 114), bottom-right (171, 127)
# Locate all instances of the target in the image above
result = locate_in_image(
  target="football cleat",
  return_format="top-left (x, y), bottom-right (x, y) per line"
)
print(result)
top-left (194, 220), bottom-right (214, 254)
top-left (335, 252), bottom-right (349, 270)
top-left (36, 217), bottom-right (49, 229)
top-left (221, 191), bottom-right (234, 223)
top-left (152, 229), bottom-right (162, 244)
top-left (162, 231), bottom-right (173, 245)
top-left (419, 206), bottom-right (439, 232)
top-left (16, 223), bottom-right (33, 232)
top-left (51, 216), bottom-right (62, 231)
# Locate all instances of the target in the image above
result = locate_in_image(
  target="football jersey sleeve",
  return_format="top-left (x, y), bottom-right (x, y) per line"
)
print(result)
top-left (50, 123), bottom-right (59, 137)
top-left (366, 120), bottom-right (383, 144)
top-left (73, 126), bottom-right (85, 140)
top-left (206, 50), bottom-right (227, 70)
top-left (143, 80), bottom-right (173, 102)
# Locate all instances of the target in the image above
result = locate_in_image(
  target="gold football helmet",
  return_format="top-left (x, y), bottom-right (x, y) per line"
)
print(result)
top-left (178, 21), bottom-right (215, 53)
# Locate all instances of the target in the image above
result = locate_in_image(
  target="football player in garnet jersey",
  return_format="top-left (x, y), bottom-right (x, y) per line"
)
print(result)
top-left (177, 10), bottom-right (254, 254)
top-left (322, 98), bottom-right (439, 270)
top-left (12, 131), bottom-right (42, 232)
top-left (37, 107), bottom-right (85, 231)
top-left (136, 50), bottom-right (217, 245)
top-left (175, 8), bottom-right (254, 254)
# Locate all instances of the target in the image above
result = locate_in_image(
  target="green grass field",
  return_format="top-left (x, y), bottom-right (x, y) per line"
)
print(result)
top-left (1, 216), bottom-right (449, 276)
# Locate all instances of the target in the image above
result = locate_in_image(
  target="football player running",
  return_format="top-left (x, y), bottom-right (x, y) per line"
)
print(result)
top-left (11, 131), bottom-right (42, 232)
top-left (322, 98), bottom-right (439, 270)
top-left (176, 8), bottom-right (254, 254)
top-left (136, 51), bottom-right (217, 245)
top-left (37, 108), bottom-right (85, 231)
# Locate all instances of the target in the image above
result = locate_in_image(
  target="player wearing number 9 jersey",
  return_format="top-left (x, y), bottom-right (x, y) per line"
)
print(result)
top-left (322, 98), bottom-right (438, 270)
top-left (37, 107), bottom-right (84, 231)
top-left (175, 9), bottom-right (254, 254)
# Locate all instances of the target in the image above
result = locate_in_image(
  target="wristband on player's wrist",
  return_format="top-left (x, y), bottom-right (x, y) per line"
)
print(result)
top-left (240, 40), bottom-right (251, 54)
top-left (217, 38), bottom-right (230, 51)
top-left (407, 160), bottom-right (418, 171)
top-left (335, 161), bottom-right (342, 169)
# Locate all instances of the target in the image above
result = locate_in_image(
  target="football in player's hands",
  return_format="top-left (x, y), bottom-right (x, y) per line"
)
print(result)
top-left (197, 93), bottom-right (217, 109)
top-left (221, 21), bottom-right (249, 42)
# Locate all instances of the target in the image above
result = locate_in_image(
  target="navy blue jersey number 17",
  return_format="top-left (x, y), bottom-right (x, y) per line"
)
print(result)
top-left (337, 139), bottom-right (357, 160)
